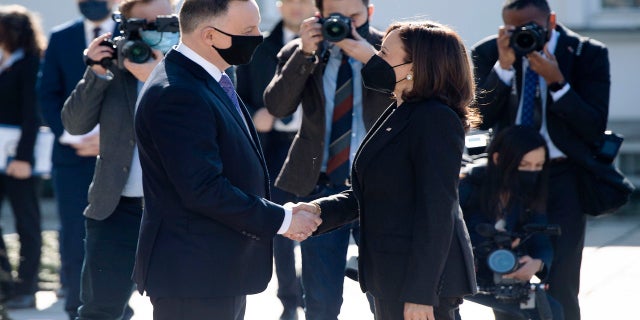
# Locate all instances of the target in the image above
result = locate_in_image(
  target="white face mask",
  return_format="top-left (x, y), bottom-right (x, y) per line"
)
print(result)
top-left (140, 30), bottom-right (179, 54)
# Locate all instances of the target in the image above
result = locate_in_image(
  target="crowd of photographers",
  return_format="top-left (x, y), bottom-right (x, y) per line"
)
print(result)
top-left (0, 0), bottom-right (618, 319)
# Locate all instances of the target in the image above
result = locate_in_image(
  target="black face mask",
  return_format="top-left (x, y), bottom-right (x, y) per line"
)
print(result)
top-left (517, 170), bottom-right (540, 195)
top-left (361, 54), bottom-right (411, 94)
top-left (211, 27), bottom-right (263, 65)
top-left (79, 0), bottom-right (111, 22)
top-left (355, 20), bottom-right (370, 39)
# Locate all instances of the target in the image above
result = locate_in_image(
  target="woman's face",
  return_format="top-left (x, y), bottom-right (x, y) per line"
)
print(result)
top-left (378, 29), bottom-right (413, 96)
top-left (518, 147), bottom-right (546, 171)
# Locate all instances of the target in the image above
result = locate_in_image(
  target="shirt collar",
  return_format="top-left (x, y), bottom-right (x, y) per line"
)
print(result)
top-left (0, 48), bottom-right (24, 72)
top-left (282, 27), bottom-right (297, 45)
top-left (548, 29), bottom-right (560, 55)
top-left (175, 42), bottom-right (223, 82)
top-left (84, 17), bottom-right (116, 37)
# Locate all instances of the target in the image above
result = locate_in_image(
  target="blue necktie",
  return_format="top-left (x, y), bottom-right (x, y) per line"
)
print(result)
top-left (521, 65), bottom-right (539, 127)
top-left (219, 74), bottom-right (248, 130)
top-left (327, 53), bottom-right (353, 185)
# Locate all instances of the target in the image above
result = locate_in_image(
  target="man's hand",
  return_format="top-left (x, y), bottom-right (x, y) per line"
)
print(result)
top-left (5, 160), bottom-right (32, 179)
top-left (334, 21), bottom-right (376, 64)
top-left (252, 108), bottom-right (275, 132)
top-left (503, 255), bottom-right (543, 282)
top-left (404, 302), bottom-right (435, 320)
top-left (124, 48), bottom-right (164, 82)
top-left (71, 133), bottom-right (100, 157)
top-left (284, 204), bottom-right (322, 241)
top-left (497, 25), bottom-right (516, 70)
top-left (299, 15), bottom-right (323, 55)
top-left (527, 45), bottom-right (565, 85)
top-left (85, 32), bottom-right (114, 76)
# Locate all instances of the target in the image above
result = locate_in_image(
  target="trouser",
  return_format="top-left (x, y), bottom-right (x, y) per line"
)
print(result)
top-left (151, 295), bottom-right (246, 320)
top-left (0, 174), bottom-right (42, 296)
top-left (546, 161), bottom-right (585, 320)
top-left (53, 162), bottom-right (94, 317)
top-left (77, 198), bottom-right (142, 320)
top-left (375, 296), bottom-right (463, 320)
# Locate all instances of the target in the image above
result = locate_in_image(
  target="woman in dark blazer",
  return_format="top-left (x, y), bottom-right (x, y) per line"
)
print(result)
top-left (459, 126), bottom-right (563, 320)
top-left (0, 4), bottom-right (45, 308)
top-left (296, 21), bottom-right (479, 320)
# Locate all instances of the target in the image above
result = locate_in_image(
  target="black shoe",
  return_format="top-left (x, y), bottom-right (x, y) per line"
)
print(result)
top-left (279, 307), bottom-right (298, 320)
top-left (5, 295), bottom-right (36, 309)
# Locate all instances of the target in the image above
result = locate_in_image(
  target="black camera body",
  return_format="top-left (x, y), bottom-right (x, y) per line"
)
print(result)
top-left (510, 22), bottom-right (547, 56)
top-left (474, 223), bottom-right (561, 303)
top-left (319, 12), bottom-right (352, 42)
top-left (98, 14), bottom-right (179, 69)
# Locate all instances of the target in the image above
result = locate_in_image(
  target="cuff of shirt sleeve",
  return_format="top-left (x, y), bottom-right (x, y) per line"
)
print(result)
top-left (277, 207), bottom-right (293, 234)
top-left (493, 61), bottom-right (515, 85)
top-left (550, 83), bottom-right (570, 102)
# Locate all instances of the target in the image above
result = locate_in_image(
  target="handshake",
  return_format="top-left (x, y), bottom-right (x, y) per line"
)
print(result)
top-left (283, 202), bottom-right (322, 242)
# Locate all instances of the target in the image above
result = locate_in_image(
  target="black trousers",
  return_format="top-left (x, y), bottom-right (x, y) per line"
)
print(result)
top-left (151, 295), bottom-right (246, 320)
top-left (546, 162), bottom-right (585, 320)
top-left (374, 296), bottom-right (463, 320)
top-left (0, 174), bottom-right (42, 296)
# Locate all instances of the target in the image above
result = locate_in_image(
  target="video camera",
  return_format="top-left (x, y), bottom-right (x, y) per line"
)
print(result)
top-left (318, 12), bottom-right (352, 42)
top-left (474, 223), bottom-right (560, 303)
top-left (510, 22), bottom-right (547, 56)
top-left (97, 13), bottom-right (179, 69)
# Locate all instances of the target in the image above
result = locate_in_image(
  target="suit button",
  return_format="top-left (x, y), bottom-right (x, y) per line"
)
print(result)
top-left (129, 139), bottom-right (135, 146)
top-left (123, 167), bottom-right (129, 173)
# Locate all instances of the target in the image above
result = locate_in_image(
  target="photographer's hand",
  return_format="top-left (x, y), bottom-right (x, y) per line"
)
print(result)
top-left (497, 25), bottom-right (516, 70)
top-left (334, 21), bottom-right (376, 64)
top-left (299, 15), bottom-right (323, 56)
top-left (85, 32), bottom-right (114, 76)
top-left (124, 48), bottom-right (164, 82)
top-left (503, 255), bottom-right (543, 282)
top-left (527, 45), bottom-right (565, 85)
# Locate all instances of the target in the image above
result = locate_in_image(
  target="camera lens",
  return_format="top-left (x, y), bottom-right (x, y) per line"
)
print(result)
top-left (327, 23), bottom-right (346, 38)
top-left (514, 31), bottom-right (535, 52)
top-left (321, 13), bottom-right (351, 42)
top-left (487, 249), bottom-right (518, 274)
top-left (122, 40), bottom-right (151, 64)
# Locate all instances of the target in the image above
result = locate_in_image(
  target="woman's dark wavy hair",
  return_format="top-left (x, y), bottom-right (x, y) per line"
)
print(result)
top-left (385, 21), bottom-right (481, 131)
top-left (483, 125), bottom-right (549, 219)
top-left (0, 5), bottom-right (46, 56)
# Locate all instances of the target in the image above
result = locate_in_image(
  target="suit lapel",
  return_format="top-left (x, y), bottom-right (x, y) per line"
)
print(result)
top-left (353, 103), bottom-right (412, 186)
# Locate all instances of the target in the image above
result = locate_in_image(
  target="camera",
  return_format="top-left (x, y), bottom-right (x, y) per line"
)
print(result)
top-left (97, 14), bottom-right (179, 69)
top-left (319, 12), bottom-right (352, 42)
top-left (510, 22), bottom-right (547, 56)
top-left (474, 223), bottom-right (560, 303)
top-left (595, 130), bottom-right (624, 164)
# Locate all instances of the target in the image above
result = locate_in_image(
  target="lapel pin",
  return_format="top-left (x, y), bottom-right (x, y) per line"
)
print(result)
top-left (386, 127), bottom-right (392, 132)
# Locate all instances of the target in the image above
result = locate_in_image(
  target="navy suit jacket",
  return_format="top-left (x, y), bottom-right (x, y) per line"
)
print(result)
top-left (38, 19), bottom-right (117, 166)
top-left (134, 49), bottom-right (285, 298)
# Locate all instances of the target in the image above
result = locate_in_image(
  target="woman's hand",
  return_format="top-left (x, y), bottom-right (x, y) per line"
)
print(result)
top-left (6, 160), bottom-right (32, 179)
top-left (503, 255), bottom-right (542, 281)
top-left (404, 302), bottom-right (434, 320)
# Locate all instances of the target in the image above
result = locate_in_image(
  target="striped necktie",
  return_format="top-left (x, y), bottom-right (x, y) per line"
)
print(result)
top-left (326, 53), bottom-right (353, 185)
top-left (219, 74), bottom-right (249, 131)
top-left (93, 27), bottom-right (101, 39)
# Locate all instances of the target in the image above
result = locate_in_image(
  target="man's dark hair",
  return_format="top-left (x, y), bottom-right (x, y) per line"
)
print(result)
top-left (179, 0), bottom-right (248, 34)
top-left (503, 0), bottom-right (551, 14)
top-left (314, 0), bottom-right (369, 12)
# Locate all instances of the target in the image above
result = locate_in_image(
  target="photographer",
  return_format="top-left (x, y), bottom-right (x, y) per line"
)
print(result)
top-left (459, 126), bottom-right (562, 320)
top-left (263, 0), bottom-right (391, 318)
top-left (60, 0), bottom-right (178, 319)
top-left (470, 1), bottom-right (610, 319)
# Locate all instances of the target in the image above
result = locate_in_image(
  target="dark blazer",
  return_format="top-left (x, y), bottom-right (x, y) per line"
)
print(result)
top-left (134, 49), bottom-right (285, 298)
top-left (459, 165), bottom-right (553, 284)
top-left (236, 20), bottom-right (285, 114)
top-left (263, 28), bottom-right (393, 197)
top-left (38, 19), bottom-right (118, 166)
top-left (0, 53), bottom-right (41, 165)
top-left (61, 64), bottom-right (139, 220)
top-left (471, 24), bottom-right (609, 169)
top-left (314, 100), bottom-right (477, 306)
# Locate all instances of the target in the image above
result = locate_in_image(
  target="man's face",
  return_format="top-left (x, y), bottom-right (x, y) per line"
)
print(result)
top-left (322, 0), bottom-right (369, 28)
top-left (279, 0), bottom-right (316, 28)
top-left (502, 5), bottom-right (555, 37)
top-left (211, 0), bottom-right (261, 49)
top-left (128, 0), bottom-right (173, 22)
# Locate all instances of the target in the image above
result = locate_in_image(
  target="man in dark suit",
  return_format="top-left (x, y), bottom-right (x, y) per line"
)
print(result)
top-left (236, 1), bottom-right (315, 319)
top-left (471, 1), bottom-right (610, 319)
top-left (38, 0), bottom-right (118, 317)
top-left (134, 1), bottom-right (321, 319)
top-left (61, 1), bottom-right (177, 319)
top-left (263, 0), bottom-right (391, 318)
